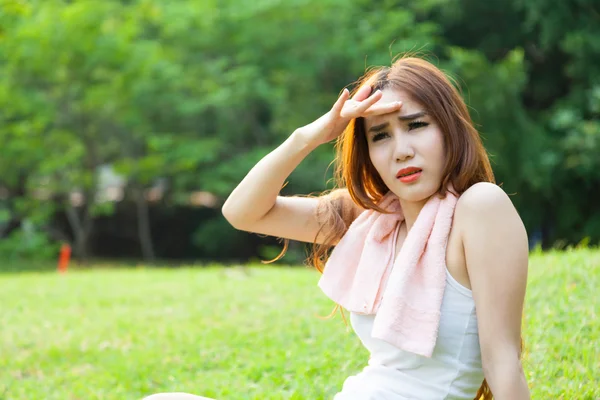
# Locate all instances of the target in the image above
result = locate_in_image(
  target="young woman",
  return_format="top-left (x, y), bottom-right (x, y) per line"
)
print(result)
top-left (145, 56), bottom-right (530, 400)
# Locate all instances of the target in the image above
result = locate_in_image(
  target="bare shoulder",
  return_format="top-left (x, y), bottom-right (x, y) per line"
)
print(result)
top-left (454, 181), bottom-right (528, 253)
top-left (454, 182), bottom-right (520, 229)
top-left (456, 182), bottom-right (514, 214)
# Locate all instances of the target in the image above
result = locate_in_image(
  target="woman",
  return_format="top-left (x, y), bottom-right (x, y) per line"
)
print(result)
top-left (145, 56), bottom-right (530, 399)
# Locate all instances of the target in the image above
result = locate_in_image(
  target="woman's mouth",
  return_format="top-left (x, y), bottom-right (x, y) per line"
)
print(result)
top-left (398, 170), bottom-right (423, 183)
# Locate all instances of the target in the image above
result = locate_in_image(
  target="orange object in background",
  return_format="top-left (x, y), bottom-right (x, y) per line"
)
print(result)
top-left (58, 243), bottom-right (71, 274)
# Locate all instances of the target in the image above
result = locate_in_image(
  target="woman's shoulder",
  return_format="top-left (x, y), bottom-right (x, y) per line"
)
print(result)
top-left (456, 182), bottom-right (513, 212)
top-left (454, 182), bottom-right (523, 236)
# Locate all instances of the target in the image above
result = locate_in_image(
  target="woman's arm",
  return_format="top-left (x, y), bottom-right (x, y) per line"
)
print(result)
top-left (222, 130), bottom-right (322, 242)
top-left (455, 182), bottom-right (531, 400)
top-left (222, 86), bottom-right (400, 243)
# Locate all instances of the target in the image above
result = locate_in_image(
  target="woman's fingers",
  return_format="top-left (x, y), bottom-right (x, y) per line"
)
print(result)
top-left (363, 101), bottom-right (403, 117)
top-left (335, 85), bottom-right (400, 120)
top-left (351, 84), bottom-right (373, 102)
top-left (340, 90), bottom-right (382, 118)
top-left (356, 89), bottom-right (383, 113)
top-left (331, 88), bottom-right (350, 116)
top-left (340, 90), bottom-right (383, 119)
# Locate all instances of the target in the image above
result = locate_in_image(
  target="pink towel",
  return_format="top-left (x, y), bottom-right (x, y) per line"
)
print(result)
top-left (318, 189), bottom-right (458, 357)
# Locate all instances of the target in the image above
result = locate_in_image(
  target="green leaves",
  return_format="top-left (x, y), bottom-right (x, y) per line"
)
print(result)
top-left (0, 0), bottom-right (598, 258)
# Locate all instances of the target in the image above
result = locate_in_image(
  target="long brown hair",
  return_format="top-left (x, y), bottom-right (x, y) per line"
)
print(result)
top-left (308, 55), bottom-right (512, 400)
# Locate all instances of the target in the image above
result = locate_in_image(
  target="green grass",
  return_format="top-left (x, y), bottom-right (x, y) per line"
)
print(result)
top-left (1, 248), bottom-right (598, 400)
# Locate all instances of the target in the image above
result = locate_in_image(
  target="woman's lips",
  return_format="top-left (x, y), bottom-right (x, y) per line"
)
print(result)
top-left (398, 170), bottom-right (422, 183)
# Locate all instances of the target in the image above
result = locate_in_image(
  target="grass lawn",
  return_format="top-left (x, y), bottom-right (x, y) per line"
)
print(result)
top-left (1, 248), bottom-right (598, 399)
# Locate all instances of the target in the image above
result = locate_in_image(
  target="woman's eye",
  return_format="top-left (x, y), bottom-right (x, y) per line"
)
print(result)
top-left (408, 121), bottom-right (429, 131)
top-left (372, 132), bottom-right (389, 142)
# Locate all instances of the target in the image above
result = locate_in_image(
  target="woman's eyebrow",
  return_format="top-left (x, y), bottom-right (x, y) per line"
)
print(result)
top-left (368, 122), bottom-right (389, 133)
top-left (398, 111), bottom-right (427, 121)
top-left (367, 111), bottom-right (428, 134)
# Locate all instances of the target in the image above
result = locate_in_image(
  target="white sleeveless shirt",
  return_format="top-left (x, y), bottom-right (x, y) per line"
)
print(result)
top-left (333, 268), bottom-right (484, 400)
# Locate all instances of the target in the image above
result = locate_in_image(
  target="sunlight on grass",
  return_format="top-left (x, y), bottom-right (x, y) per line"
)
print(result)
top-left (0, 249), bottom-right (598, 399)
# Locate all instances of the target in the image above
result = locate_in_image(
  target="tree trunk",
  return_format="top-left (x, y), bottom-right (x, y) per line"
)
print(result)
top-left (135, 187), bottom-right (155, 262)
top-left (65, 200), bottom-right (93, 264)
top-left (1, 172), bottom-right (28, 238)
top-left (73, 228), bottom-right (89, 263)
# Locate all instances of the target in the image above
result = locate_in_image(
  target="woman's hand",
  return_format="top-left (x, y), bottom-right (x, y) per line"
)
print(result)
top-left (294, 85), bottom-right (403, 148)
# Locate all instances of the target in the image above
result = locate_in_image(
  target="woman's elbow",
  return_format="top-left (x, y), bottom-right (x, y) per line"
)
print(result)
top-left (221, 201), bottom-right (243, 229)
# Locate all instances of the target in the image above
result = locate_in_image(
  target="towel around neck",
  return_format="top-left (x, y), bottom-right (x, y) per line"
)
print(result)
top-left (318, 189), bottom-right (458, 357)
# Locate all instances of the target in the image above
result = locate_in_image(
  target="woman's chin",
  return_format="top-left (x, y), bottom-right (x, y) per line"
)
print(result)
top-left (390, 182), bottom-right (438, 203)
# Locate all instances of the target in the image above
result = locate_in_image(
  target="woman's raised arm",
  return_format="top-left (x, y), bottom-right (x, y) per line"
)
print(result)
top-left (221, 86), bottom-right (400, 244)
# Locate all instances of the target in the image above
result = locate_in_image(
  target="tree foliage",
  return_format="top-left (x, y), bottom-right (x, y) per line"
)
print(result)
top-left (0, 0), bottom-right (597, 262)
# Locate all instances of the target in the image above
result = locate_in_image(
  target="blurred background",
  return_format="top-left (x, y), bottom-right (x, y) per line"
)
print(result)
top-left (0, 0), bottom-right (598, 268)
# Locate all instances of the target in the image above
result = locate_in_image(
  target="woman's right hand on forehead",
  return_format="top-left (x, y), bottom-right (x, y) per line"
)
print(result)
top-left (294, 85), bottom-right (403, 148)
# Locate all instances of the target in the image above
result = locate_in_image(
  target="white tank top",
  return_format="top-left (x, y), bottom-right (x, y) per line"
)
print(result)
top-left (333, 268), bottom-right (484, 400)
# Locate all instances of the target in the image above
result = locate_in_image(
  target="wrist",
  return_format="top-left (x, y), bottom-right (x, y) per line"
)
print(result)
top-left (289, 129), bottom-right (320, 153)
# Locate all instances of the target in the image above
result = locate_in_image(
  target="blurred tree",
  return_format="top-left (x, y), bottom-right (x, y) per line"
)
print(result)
top-left (434, 0), bottom-right (600, 245)
top-left (0, 0), bottom-right (597, 264)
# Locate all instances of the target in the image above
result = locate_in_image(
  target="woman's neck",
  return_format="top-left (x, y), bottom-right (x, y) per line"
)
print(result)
top-left (399, 196), bottom-right (429, 231)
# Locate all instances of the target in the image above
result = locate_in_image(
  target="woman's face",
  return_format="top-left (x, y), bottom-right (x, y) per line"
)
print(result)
top-left (364, 88), bottom-right (446, 203)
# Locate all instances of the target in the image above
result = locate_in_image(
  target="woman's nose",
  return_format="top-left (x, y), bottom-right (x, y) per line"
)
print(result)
top-left (394, 134), bottom-right (415, 161)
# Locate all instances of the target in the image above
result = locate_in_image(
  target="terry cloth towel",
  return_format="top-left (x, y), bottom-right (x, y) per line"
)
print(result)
top-left (318, 189), bottom-right (458, 357)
